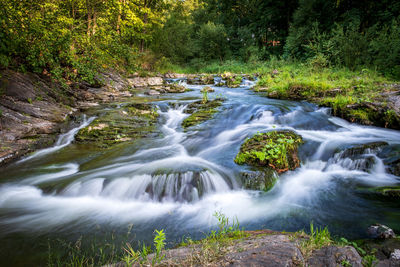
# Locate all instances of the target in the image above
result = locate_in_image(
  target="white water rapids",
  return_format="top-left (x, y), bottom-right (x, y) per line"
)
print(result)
top-left (0, 79), bottom-right (399, 242)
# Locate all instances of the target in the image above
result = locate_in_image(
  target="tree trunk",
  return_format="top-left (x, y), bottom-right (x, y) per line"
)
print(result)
top-left (86, 0), bottom-right (92, 36)
top-left (92, 9), bottom-right (97, 35)
top-left (116, 0), bottom-right (122, 35)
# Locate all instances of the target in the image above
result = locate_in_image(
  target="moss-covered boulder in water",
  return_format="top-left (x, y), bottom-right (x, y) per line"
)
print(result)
top-left (75, 103), bottom-right (158, 147)
top-left (235, 130), bottom-right (303, 173)
top-left (182, 98), bottom-right (224, 128)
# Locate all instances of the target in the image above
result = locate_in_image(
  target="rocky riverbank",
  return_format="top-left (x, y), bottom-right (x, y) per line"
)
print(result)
top-left (254, 70), bottom-right (400, 130)
top-left (0, 71), bottom-right (247, 165)
top-left (105, 228), bottom-right (400, 267)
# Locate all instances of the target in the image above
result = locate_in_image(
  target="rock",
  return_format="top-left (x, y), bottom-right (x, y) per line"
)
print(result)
top-left (391, 249), bottom-right (400, 260)
top-left (165, 84), bottom-right (186, 93)
top-left (75, 102), bottom-right (159, 147)
top-left (145, 90), bottom-right (160, 96)
top-left (326, 88), bottom-right (342, 97)
top-left (367, 224), bottom-right (396, 239)
top-left (226, 75), bottom-right (242, 88)
top-left (201, 86), bottom-right (214, 93)
top-left (187, 75), bottom-right (214, 85)
top-left (128, 77), bottom-right (163, 88)
top-left (307, 246), bottom-right (363, 267)
top-left (240, 170), bottom-right (278, 192)
top-left (338, 142), bottom-right (388, 159)
top-left (235, 130), bottom-right (303, 173)
top-left (129, 233), bottom-right (305, 267)
top-left (182, 98), bottom-right (224, 128)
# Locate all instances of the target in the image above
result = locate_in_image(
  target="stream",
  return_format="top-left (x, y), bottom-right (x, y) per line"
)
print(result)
top-left (1, 79), bottom-right (400, 265)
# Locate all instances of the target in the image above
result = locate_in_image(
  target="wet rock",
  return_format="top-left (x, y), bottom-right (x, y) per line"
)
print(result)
top-left (182, 98), bottom-right (224, 128)
top-left (164, 84), bottom-right (186, 93)
top-left (187, 74), bottom-right (214, 85)
top-left (235, 130), bottom-right (303, 173)
top-left (75, 102), bottom-right (159, 147)
top-left (240, 170), bottom-right (278, 192)
top-left (367, 224), bottom-right (396, 239)
top-left (225, 75), bottom-right (242, 88)
top-left (339, 142), bottom-right (388, 158)
top-left (307, 246), bottom-right (362, 267)
top-left (145, 89), bottom-right (160, 96)
top-left (201, 86), bottom-right (214, 93)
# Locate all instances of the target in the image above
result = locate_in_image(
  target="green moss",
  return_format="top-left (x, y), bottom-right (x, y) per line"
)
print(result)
top-left (235, 130), bottom-right (303, 173)
top-left (75, 102), bottom-right (159, 147)
top-left (182, 98), bottom-right (224, 128)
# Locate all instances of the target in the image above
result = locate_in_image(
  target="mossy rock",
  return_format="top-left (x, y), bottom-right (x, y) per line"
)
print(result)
top-left (368, 186), bottom-right (400, 200)
top-left (75, 103), bottom-right (158, 147)
top-left (226, 75), bottom-right (243, 88)
top-left (182, 98), bottom-right (224, 128)
top-left (201, 86), bottom-right (214, 93)
top-left (235, 130), bottom-right (303, 173)
top-left (240, 170), bottom-right (278, 192)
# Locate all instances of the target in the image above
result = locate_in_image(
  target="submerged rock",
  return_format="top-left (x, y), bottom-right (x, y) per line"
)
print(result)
top-left (235, 130), bottom-right (303, 173)
top-left (75, 102), bottom-right (158, 147)
top-left (181, 98), bottom-right (224, 128)
top-left (367, 224), bottom-right (396, 239)
top-left (240, 170), bottom-right (278, 192)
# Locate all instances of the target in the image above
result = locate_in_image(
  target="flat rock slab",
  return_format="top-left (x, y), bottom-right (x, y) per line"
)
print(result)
top-left (307, 246), bottom-right (363, 267)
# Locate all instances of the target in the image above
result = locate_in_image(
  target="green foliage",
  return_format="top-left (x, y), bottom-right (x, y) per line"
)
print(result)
top-left (235, 131), bottom-right (303, 172)
top-left (339, 238), bottom-right (378, 267)
top-left (152, 229), bottom-right (166, 265)
top-left (202, 90), bottom-right (208, 104)
top-left (296, 223), bottom-right (332, 257)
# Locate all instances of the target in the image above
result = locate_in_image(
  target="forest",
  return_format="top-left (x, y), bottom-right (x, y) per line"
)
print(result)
top-left (1, 0), bottom-right (400, 82)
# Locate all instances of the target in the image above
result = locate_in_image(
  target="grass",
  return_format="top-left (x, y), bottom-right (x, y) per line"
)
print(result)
top-left (292, 223), bottom-right (332, 258)
top-left (177, 211), bottom-right (248, 265)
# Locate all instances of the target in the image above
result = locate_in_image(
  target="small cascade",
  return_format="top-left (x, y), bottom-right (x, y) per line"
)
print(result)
top-left (61, 171), bottom-right (231, 203)
top-left (19, 115), bottom-right (96, 162)
top-left (325, 144), bottom-right (386, 173)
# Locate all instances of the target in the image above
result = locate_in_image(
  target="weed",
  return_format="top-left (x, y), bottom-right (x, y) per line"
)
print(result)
top-left (297, 223), bottom-right (332, 258)
top-left (152, 229), bottom-right (166, 265)
top-left (340, 238), bottom-right (378, 267)
top-left (202, 90), bottom-right (208, 104)
top-left (235, 131), bottom-right (303, 172)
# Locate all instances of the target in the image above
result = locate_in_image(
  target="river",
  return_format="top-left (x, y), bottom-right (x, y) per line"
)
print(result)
top-left (0, 78), bottom-right (399, 265)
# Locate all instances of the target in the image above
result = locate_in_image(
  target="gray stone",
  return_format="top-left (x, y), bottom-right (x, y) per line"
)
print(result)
top-left (307, 246), bottom-right (363, 267)
top-left (367, 224), bottom-right (396, 239)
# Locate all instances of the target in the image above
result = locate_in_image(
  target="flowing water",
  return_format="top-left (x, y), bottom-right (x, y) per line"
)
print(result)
top-left (1, 79), bottom-right (400, 265)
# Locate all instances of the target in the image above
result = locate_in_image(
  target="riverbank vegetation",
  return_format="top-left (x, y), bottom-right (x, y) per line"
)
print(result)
top-left (1, 0), bottom-right (399, 81)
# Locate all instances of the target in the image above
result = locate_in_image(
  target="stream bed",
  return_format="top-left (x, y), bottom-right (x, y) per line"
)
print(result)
top-left (1, 79), bottom-right (400, 265)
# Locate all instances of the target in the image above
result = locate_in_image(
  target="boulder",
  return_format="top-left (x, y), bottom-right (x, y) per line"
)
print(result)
top-left (201, 86), bottom-right (214, 93)
top-left (307, 246), bottom-right (362, 267)
top-left (367, 224), bottom-right (396, 239)
top-left (145, 90), bottom-right (160, 96)
top-left (235, 130), bottom-right (303, 173)
top-left (128, 77), bottom-right (163, 88)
